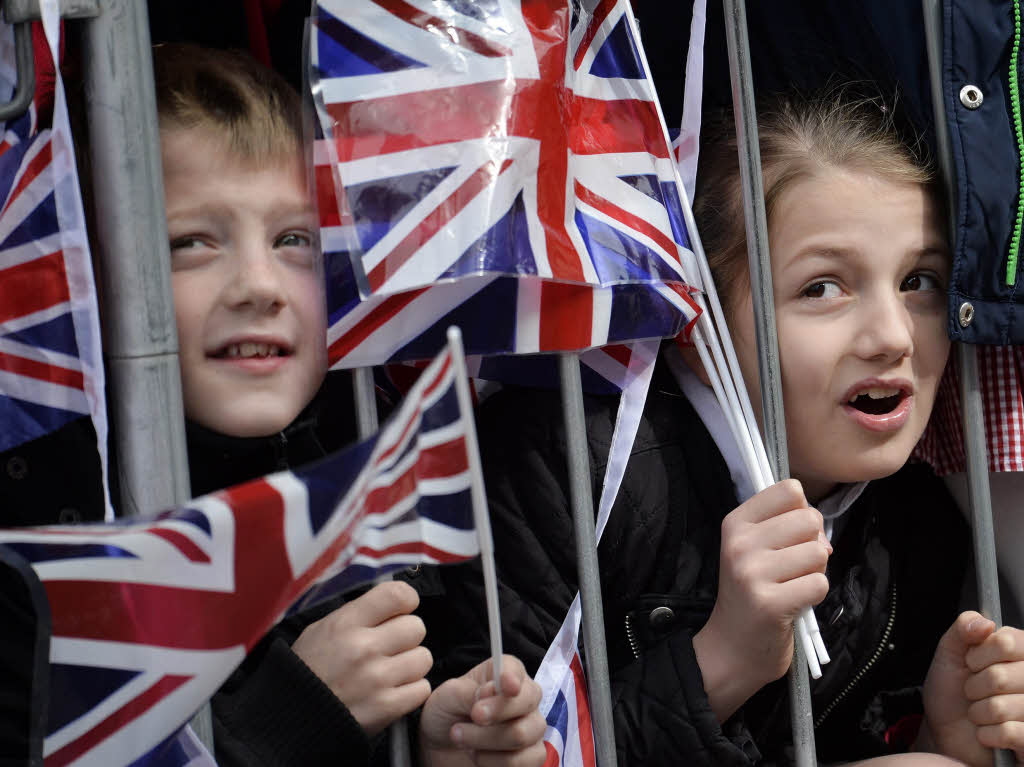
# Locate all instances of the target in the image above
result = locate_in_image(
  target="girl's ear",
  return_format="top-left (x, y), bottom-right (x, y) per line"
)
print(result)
top-left (678, 343), bottom-right (714, 387)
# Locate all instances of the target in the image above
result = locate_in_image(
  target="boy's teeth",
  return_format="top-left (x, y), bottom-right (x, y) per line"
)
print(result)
top-left (225, 343), bottom-right (279, 358)
top-left (849, 387), bottom-right (899, 403)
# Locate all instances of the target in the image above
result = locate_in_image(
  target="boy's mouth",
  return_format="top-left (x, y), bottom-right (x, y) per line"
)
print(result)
top-left (209, 341), bottom-right (292, 359)
top-left (841, 379), bottom-right (914, 432)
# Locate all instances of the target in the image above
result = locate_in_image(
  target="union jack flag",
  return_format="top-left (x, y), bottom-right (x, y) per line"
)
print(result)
top-left (311, 0), bottom-right (701, 368)
top-left (537, 608), bottom-right (597, 767)
top-left (0, 20), bottom-right (107, 464)
top-left (0, 339), bottom-right (485, 766)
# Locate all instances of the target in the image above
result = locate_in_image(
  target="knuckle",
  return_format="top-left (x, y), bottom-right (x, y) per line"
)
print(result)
top-left (989, 665), bottom-right (1012, 694)
top-left (779, 478), bottom-right (806, 506)
top-left (384, 580), bottom-right (419, 611)
top-left (409, 615), bottom-right (427, 644)
top-left (994, 629), bottom-right (1017, 655)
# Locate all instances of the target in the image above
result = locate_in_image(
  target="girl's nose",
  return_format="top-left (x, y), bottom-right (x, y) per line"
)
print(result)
top-left (855, 293), bottom-right (915, 363)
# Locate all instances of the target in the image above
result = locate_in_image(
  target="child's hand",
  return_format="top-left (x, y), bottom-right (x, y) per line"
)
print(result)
top-left (921, 611), bottom-right (1024, 765)
top-left (418, 655), bottom-right (546, 767)
top-left (291, 581), bottom-right (432, 735)
top-left (693, 479), bottom-right (830, 721)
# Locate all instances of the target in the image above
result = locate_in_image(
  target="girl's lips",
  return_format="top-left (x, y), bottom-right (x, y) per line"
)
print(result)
top-left (842, 393), bottom-right (913, 432)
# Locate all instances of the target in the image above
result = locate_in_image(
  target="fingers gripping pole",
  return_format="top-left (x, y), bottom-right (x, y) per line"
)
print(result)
top-left (921, 3), bottom-right (1012, 765)
top-left (558, 353), bottom-right (618, 767)
top-left (352, 367), bottom-right (412, 767)
top-left (721, 0), bottom-right (818, 763)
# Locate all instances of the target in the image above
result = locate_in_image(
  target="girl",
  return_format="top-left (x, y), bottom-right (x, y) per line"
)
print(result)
top-left (449, 91), bottom-right (1024, 764)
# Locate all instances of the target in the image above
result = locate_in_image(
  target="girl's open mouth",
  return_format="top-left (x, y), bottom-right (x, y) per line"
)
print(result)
top-left (842, 387), bottom-right (912, 432)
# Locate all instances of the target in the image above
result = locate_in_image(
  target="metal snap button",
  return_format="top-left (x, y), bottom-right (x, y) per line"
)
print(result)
top-left (648, 606), bottom-right (675, 629)
top-left (5, 456), bottom-right (27, 480)
top-left (959, 85), bottom-right (983, 109)
top-left (958, 301), bottom-right (975, 328)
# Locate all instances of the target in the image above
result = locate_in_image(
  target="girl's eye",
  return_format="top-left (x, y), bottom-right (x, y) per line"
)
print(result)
top-left (901, 272), bottom-right (942, 292)
top-left (801, 280), bottom-right (841, 299)
top-left (170, 236), bottom-right (205, 251)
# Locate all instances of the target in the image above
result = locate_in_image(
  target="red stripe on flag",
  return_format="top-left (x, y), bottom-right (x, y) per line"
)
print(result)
top-left (46, 479), bottom-right (295, 651)
top-left (0, 250), bottom-right (70, 324)
top-left (539, 282), bottom-right (593, 350)
top-left (366, 158), bottom-right (514, 293)
top-left (572, 0), bottom-right (617, 71)
top-left (376, 357), bottom-right (453, 466)
top-left (571, 97), bottom-right (667, 158)
top-left (570, 655), bottom-right (597, 767)
top-left (575, 181), bottom-right (679, 261)
top-left (354, 541), bottom-right (471, 564)
top-left (316, 163), bottom-right (342, 228)
top-left (0, 349), bottom-right (83, 390)
top-left (602, 344), bottom-right (632, 368)
top-left (382, 0), bottom-right (512, 58)
top-left (146, 528), bottom-right (211, 564)
top-left (416, 436), bottom-right (468, 479)
top-left (327, 287), bottom-right (429, 365)
top-left (3, 139), bottom-right (51, 217)
top-left (543, 743), bottom-right (559, 767)
top-left (44, 674), bottom-right (190, 767)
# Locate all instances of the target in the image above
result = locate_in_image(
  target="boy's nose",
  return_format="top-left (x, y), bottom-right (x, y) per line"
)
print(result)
top-left (855, 293), bottom-right (915, 363)
top-left (225, 245), bottom-right (285, 313)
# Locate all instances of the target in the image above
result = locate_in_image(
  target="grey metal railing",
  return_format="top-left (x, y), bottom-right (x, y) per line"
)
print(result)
top-left (921, 2), bottom-right (1013, 765)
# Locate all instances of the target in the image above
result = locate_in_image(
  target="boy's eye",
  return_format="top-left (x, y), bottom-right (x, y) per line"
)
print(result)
top-left (801, 281), bottom-right (841, 299)
top-left (901, 272), bottom-right (942, 292)
top-left (275, 231), bottom-right (312, 249)
top-left (170, 236), bottom-right (205, 251)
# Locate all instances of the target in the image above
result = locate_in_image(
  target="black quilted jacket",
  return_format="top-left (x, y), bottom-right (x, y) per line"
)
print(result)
top-left (442, 363), bottom-right (970, 765)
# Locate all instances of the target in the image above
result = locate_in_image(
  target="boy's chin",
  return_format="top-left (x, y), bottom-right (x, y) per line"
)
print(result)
top-left (190, 403), bottom-right (305, 439)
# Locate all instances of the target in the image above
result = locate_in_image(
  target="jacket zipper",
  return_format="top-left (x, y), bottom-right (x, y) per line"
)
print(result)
top-left (1009, 0), bottom-right (1024, 285)
top-left (813, 582), bottom-right (897, 729)
top-left (625, 612), bottom-right (641, 660)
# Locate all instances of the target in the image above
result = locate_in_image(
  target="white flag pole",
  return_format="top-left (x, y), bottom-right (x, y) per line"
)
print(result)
top-left (446, 327), bottom-right (504, 692)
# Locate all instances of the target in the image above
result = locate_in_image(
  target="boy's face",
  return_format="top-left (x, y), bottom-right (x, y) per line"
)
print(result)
top-left (163, 126), bottom-right (327, 438)
top-left (730, 167), bottom-right (950, 501)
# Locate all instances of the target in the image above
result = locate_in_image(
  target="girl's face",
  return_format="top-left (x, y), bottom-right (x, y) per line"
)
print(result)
top-left (730, 167), bottom-right (950, 501)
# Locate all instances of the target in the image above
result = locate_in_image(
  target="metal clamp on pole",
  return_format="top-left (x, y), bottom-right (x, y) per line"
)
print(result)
top-left (3, 0), bottom-right (99, 23)
top-left (722, 1), bottom-right (817, 764)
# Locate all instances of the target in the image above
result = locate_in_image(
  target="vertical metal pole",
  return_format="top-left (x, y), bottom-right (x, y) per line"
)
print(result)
top-left (558, 353), bottom-right (617, 767)
top-left (352, 367), bottom-right (411, 767)
top-left (721, 2), bottom-right (817, 764)
top-left (921, 4), bottom-right (1011, 764)
top-left (80, 0), bottom-right (211, 749)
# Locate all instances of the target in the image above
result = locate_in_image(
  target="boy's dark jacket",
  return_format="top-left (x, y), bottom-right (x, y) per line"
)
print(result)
top-left (439, 362), bottom-right (970, 765)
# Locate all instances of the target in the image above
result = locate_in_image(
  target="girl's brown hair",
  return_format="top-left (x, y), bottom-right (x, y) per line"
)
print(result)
top-left (152, 43), bottom-right (302, 162)
top-left (693, 89), bottom-right (939, 312)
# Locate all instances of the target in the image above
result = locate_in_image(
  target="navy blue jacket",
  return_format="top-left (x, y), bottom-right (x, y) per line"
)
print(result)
top-left (636, 0), bottom-right (1023, 343)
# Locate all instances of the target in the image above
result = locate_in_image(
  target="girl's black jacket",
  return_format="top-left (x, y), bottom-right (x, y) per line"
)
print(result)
top-left (438, 362), bottom-right (970, 765)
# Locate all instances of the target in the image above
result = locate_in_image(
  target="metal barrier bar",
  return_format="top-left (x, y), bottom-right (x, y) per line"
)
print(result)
top-left (352, 367), bottom-right (412, 767)
top-left (558, 353), bottom-right (618, 767)
top-left (921, 3), bottom-right (1011, 765)
top-left (79, 0), bottom-right (209, 748)
top-left (721, 1), bottom-right (817, 764)
top-left (0, 21), bottom-right (34, 123)
top-left (4, 0), bottom-right (98, 23)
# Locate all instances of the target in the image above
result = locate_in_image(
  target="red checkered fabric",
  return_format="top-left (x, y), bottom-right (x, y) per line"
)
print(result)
top-left (914, 346), bottom-right (1024, 475)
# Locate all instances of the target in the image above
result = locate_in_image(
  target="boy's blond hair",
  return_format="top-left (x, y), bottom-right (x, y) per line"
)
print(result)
top-left (152, 43), bottom-right (302, 162)
top-left (694, 89), bottom-right (940, 313)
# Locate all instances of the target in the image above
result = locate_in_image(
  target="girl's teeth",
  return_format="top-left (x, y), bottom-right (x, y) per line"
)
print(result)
top-left (848, 387), bottom-right (900, 403)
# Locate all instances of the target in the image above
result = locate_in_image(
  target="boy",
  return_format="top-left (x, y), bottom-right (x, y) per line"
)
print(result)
top-left (154, 44), bottom-right (545, 767)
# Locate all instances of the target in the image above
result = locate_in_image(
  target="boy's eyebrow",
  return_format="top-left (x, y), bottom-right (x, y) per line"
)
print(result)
top-left (165, 200), bottom-right (316, 223)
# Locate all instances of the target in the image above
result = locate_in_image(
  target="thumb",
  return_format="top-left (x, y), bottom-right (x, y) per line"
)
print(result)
top-left (936, 611), bottom-right (996, 663)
